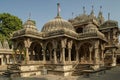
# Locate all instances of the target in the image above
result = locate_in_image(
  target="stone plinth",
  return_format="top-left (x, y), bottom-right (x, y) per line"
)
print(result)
top-left (45, 64), bottom-right (72, 76)
top-left (19, 64), bottom-right (44, 77)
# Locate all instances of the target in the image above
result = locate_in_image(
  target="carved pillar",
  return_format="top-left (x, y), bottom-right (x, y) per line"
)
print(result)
top-left (94, 41), bottom-right (99, 64)
top-left (68, 48), bottom-right (71, 63)
top-left (54, 48), bottom-right (57, 64)
top-left (6, 55), bottom-right (10, 64)
top-left (76, 48), bottom-right (79, 62)
top-left (62, 48), bottom-right (65, 63)
top-left (101, 44), bottom-right (105, 62)
top-left (53, 40), bottom-right (57, 64)
top-left (111, 48), bottom-right (116, 66)
top-left (89, 46), bottom-right (93, 62)
top-left (26, 47), bottom-right (29, 62)
top-left (42, 48), bottom-right (46, 63)
top-left (68, 40), bottom-right (73, 63)
top-left (24, 39), bottom-right (31, 63)
top-left (61, 39), bottom-right (67, 63)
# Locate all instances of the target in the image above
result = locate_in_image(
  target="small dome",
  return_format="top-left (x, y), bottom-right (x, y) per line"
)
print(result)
top-left (23, 19), bottom-right (37, 30)
top-left (101, 20), bottom-right (118, 27)
top-left (74, 14), bottom-right (88, 22)
top-left (84, 23), bottom-right (98, 33)
top-left (41, 16), bottom-right (75, 32)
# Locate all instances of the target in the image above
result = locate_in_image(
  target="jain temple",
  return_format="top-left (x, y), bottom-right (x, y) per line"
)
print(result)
top-left (0, 3), bottom-right (120, 77)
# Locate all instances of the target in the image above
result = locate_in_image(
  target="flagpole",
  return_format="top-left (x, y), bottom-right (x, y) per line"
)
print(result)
top-left (57, 3), bottom-right (60, 17)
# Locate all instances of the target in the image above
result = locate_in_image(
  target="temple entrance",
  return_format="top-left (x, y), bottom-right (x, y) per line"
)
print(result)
top-left (79, 42), bottom-right (93, 63)
top-left (30, 42), bottom-right (43, 61)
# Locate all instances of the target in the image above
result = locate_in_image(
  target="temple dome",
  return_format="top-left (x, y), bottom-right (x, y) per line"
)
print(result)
top-left (84, 22), bottom-right (98, 33)
top-left (41, 16), bottom-right (75, 32)
top-left (23, 19), bottom-right (37, 30)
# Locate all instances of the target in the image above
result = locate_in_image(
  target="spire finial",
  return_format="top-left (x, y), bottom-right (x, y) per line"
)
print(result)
top-left (92, 5), bottom-right (94, 11)
top-left (108, 13), bottom-right (110, 20)
top-left (83, 6), bottom-right (86, 14)
top-left (57, 3), bottom-right (61, 17)
top-left (72, 12), bottom-right (74, 19)
top-left (90, 5), bottom-right (94, 15)
top-left (28, 12), bottom-right (31, 20)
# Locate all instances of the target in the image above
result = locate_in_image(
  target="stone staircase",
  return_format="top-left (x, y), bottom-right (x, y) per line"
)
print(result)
top-left (72, 64), bottom-right (92, 76)
top-left (2, 64), bottom-right (20, 77)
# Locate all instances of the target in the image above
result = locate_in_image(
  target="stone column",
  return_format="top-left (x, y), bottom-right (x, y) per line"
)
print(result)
top-left (62, 48), bottom-right (65, 63)
top-left (76, 48), bottom-right (79, 62)
top-left (111, 49), bottom-right (116, 66)
top-left (24, 39), bottom-right (31, 63)
top-left (101, 50), bottom-right (104, 61)
top-left (68, 40), bottom-right (73, 63)
top-left (25, 47), bottom-right (29, 62)
top-left (89, 46), bottom-right (93, 62)
top-left (68, 48), bottom-right (71, 63)
top-left (89, 50), bottom-right (92, 62)
top-left (6, 55), bottom-right (10, 64)
top-left (94, 48), bottom-right (99, 64)
top-left (54, 48), bottom-right (57, 64)
top-left (94, 41), bottom-right (99, 64)
top-left (100, 44), bottom-right (105, 66)
top-left (42, 48), bottom-right (46, 63)
top-left (61, 39), bottom-right (67, 64)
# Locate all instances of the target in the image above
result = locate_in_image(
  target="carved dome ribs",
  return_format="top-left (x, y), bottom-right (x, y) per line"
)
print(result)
top-left (41, 17), bottom-right (75, 32)
top-left (23, 19), bottom-right (37, 30)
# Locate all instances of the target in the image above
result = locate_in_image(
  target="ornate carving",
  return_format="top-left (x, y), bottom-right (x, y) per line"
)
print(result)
top-left (94, 41), bottom-right (99, 49)
top-left (24, 38), bottom-right (31, 48)
top-left (68, 40), bottom-right (73, 49)
top-left (61, 39), bottom-right (67, 48)
top-left (89, 46), bottom-right (93, 52)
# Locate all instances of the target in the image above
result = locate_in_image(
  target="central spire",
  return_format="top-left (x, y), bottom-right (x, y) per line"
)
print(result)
top-left (83, 6), bottom-right (86, 14)
top-left (57, 3), bottom-right (61, 17)
top-left (90, 5), bottom-right (94, 16)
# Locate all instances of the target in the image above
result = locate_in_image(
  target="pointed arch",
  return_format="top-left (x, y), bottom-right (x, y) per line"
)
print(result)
top-left (45, 42), bottom-right (53, 61)
top-left (30, 41), bottom-right (42, 61)
top-left (79, 42), bottom-right (93, 63)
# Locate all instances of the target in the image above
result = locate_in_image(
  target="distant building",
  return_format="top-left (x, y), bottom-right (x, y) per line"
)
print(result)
top-left (0, 40), bottom-right (13, 74)
top-left (5, 4), bottom-right (119, 77)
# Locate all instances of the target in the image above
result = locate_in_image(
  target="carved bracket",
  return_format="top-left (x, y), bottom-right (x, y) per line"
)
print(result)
top-left (61, 38), bottom-right (67, 48)
top-left (68, 40), bottom-right (73, 49)
top-left (24, 38), bottom-right (31, 48)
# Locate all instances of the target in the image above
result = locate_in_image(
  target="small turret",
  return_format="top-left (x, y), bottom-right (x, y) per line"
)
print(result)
top-left (90, 5), bottom-right (95, 16)
top-left (2, 40), bottom-right (9, 49)
top-left (98, 6), bottom-right (104, 24)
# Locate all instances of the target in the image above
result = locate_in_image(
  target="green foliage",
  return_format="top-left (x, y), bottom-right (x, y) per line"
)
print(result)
top-left (0, 13), bottom-right (22, 40)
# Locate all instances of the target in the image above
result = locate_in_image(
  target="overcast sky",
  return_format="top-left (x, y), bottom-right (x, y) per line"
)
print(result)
top-left (0, 0), bottom-right (120, 31)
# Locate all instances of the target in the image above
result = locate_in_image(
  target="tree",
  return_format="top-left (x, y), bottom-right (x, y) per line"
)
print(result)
top-left (0, 13), bottom-right (22, 41)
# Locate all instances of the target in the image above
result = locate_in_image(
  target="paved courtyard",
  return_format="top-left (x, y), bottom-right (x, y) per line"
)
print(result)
top-left (0, 66), bottom-right (120, 80)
